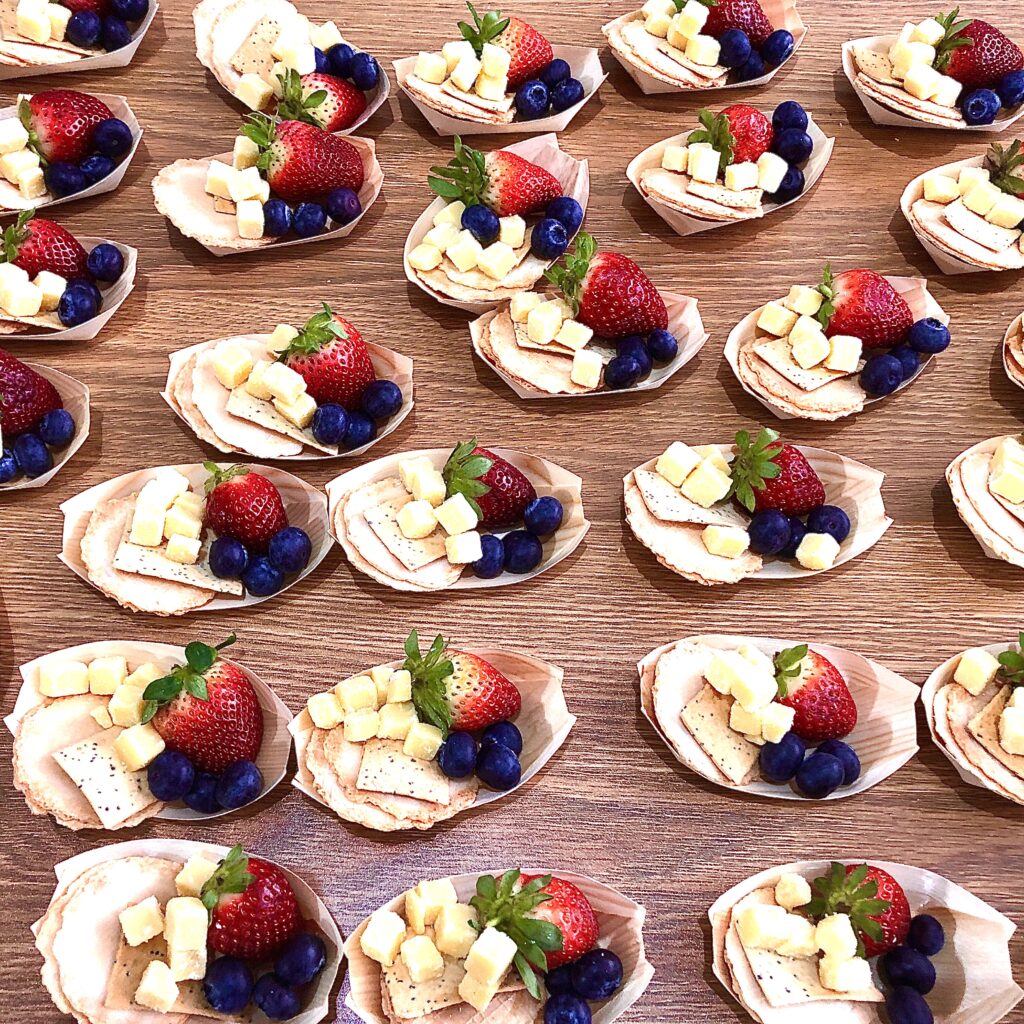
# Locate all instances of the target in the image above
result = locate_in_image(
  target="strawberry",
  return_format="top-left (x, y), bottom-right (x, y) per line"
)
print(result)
top-left (279, 303), bottom-right (375, 408)
top-left (547, 233), bottom-right (668, 339)
top-left (428, 137), bottom-right (563, 217)
top-left (443, 440), bottom-right (537, 527)
top-left (934, 10), bottom-right (1024, 90)
top-left (807, 862), bottom-right (911, 958)
top-left (0, 348), bottom-right (63, 436)
top-left (204, 463), bottom-right (289, 552)
top-left (202, 846), bottom-right (303, 959)
top-left (687, 106), bottom-right (772, 174)
top-left (989, 141), bottom-right (1024, 198)
top-left (1, 210), bottom-right (88, 279)
top-left (20, 90), bottom-right (113, 164)
top-left (59, 0), bottom-right (110, 14)
top-left (457, 2), bottom-right (553, 89)
top-left (241, 114), bottom-right (365, 204)
top-left (276, 68), bottom-right (367, 133)
top-left (729, 427), bottom-right (826, 516)
top-left (772, 645), bottom-right (857, 742)
top-left (142, 635), bottom-right (264, 772)
top-left (816, 265), bottom-right (913, 350)
top-left (697, 0), bottom-right (773, 46)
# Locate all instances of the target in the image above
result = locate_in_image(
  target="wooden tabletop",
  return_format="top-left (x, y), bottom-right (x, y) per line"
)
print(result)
top-left (2, 1), bottom-right (1024, 1021)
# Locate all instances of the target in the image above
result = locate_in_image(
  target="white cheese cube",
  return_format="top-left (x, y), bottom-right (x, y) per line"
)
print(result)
top-left (0, 119), bottom-right (28, 155)
top-left (789, 313), bottom-right (825, 348)
top-left (399, 455), bottom-right (435, 491)
top-left (406, 879), bottom-right (460, 933)
top-left (232, 135), bottom-right (260, 170)
top-left (435, 492), bottom-right (479, 535)
top-left (923, 172), bottom-right (960, 203)
top-left (136, 472), bottom-right (188, 512)
top-left (661, 144), bottom-right (689, 173)
top-left (4, 280), bottom-right (41, 315)
top-left (0, 148), bottom-right (37, 183)
top-left (527, 299), bottom-right (566, 343)
top-left (824, 335), bottom-right (863, 373)
top-left (397, 499), bottom-right (439, 539)
top-left (408, 243), bottom-right (443, 272)
top-left (498, 215), bottom-right (526, 249)
top-left (442, 39), bottom-right (475, 73)
top-left (38, 660), bottom-right (89, 697)
top-left (450, 53), bottom-right (482, 92)
top-left (644, 11), bottom-right (672, 37)
top-left (903, 62), bottom-right (943, 100)
top-left (757, 152), bottom-right (789, 193)
top-left (729, 702), bottom-right (763, 737)
top-left (959, 165), bottom-right (990, 191)
top-left (963, 180), bottom-right (1001, 217)
top-left (760, 701), bottom-right (796, 743)
top-left (336, 674), bottom-right (379, 713)
top-left (931, 74), bottom-right (962, 108)
top-left (680, 457), bottom-right (731, 508)
top-left (114, 723), bottom-right (166, 771)
top-left (777, 915), bottom-right (818, 958)
top-left (169, 946), bottom-right (206, 982)
top-left (990, 448), bottom-right (1024, 502)
top-left (172, 491), bottom-right (205, 518)
top-left (235, 198), bottom-right (265, 240)
top-left (757, 301), bottom-right (799, 337)
top-left (556, 319), bottom-right (594, 351)
top-left (475, 72), bottom-right (508, 100)
top-left (1009, 688), bottom-right (1024, 709)
top-left (641, 0), bottom-right (676, 16)
top-left (459, 972), bottom-right (498, 1013)
top-left (268, 323), bottom-right (298, 354)
top-left (165, 534), bottom-right (202, 565)
top-left (688, 144), bottom-right (720, 184)
top-left (272, 390), bottom-right (317, 428)
top-left (400, 935), bottom-right (445, 983)
top-left (446, 530), bottom-right (483, 564)
top-left (736, 904), bottom-right (789, 950)
top-left (16, 164), bottom-right (45, 201)
top-left (262, 361), bottom-right (307, 405)
top-left (791, 328), bottom-right (830, 370)
top-left (108, 683), bottom-right (146, 727)
top-left (120, 896), bottom-right (164, 946)
top-left (446, 230), bottom-right (483, 272)
top-left (370, 665), bottom-right (393, 705)
top-left (205, 159), bottom-right (235, 199)
top-left (360, 910), bottom-right (407, 967)
top-left (409, 467), bottom-right (447, 507)
top-left (433, 199), bottom-right (466, 227)
top-left (434, 903), bottom-right (479, 958)
top-left (816, 913), bottom-right (858, 957)
top-left (999, 706), bottom-right (1024, 754)
top-left (953, 647), bottom-right (1001, 695)
top-left (33, 270), bottom-right (66, 312)
top-left (414, 51), bottom-right (448, 84)
top-left (570, 347), bottom-right (603, 389)
top-left (175, 856), bottom-right (218, 898)
top-left (16, 0), bottom-right (51, 42)
top-left (702, 524), bottom-right (751, 559)
top-left (465, 926), bottom-right (518, 986)
top-left (244, 358), bottom-right (274, 400)
top-left (404, 721), bottom-right (444, 761)
top-left (890, 40), bottom-right (935, 78)
top-left (785, 284), bottom-right (824, 316)
top-left (820, 954), bottom-right (872, 993)
top-left (387, 670), bottom-right (412, 703)
top-left (674, 0), bottom-right (708, 40)
top-left (279, 40), bottom-right (316, 74)
top-left (795, 531), bottom-right (840, 570)
top-left (47, 3), bottom-right (70, 40)
top-left (135, 961), bottom-right (178, 1013)
top-left (738, 644), bottom-right (774, 675)
top-left (307, 690), bottom-right (345, 729)
top-left (377, 701), bottom-right (417, 740)
top-left (911, 17), bottom-right (945, 45)
top-left (212, 340), bottom-right (254, 388)
top-left (704, 650), bottom-right (752, 696)
top-left (90, 705), bottom-right (113, 729)
top-left (478, 240), bottom-right (518, 280)
top-left (480, 41), bottom-right (511, 77)
top-left (234, 73), bottom-right (274, 110)
top-left (725, 161), bottom-right (759, 191)
top-left (731, 668), bottom-right (778, 712)
top-left (129, 503), bottom-right (165, 547)
top-left (775, 873), bottom-right (812, 910)
top-left (343, 709), bottom-right (380, 742)
top-left (269, 61), bottom-right (289, 98)
top-left (987, 193), bottom-right (1024, 229)
top-left (423, 222), bottom-right (460, 251)
top-left (309, 20), bottom-right (344, 50)
top-left (164, 897), bottom-right (207, 950)
top-left (228, 165), bottom-right (263, 202)
top-left (685, 34), bottom-right (720, 67)
top-left (510, 291), bottom-right (543, 322)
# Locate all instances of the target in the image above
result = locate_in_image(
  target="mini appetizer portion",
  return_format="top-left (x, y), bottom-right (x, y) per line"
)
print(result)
top-left (1003, 311), bottom-right (1024, 388)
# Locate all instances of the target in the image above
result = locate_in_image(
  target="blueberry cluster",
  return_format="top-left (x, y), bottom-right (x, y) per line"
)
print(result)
top-left (605, 329), bottom-right (680, 390)
top-left (203, 932), bottom-right (328, 1021)
top-left (65, 0), bottom-right (149, 51)
top-left (262, 186), bottom-right (364, 241)
top-left (719, 28), bottom-right (795, 84)
top-left (881, 914), bottom-right (945, 1024)
top-left (320, 43), bottom-right (381, 92)
top-left (0, 407), bottom-right (75, 483)
top-left (760, 733), bottom-right (861, 799)
top-left (310, 379), bottom-right (404, 451)
top-left (459, 195), bottom-right (584, 264)
top-left (514, 59), bottom-right (586, 119)
top-left (210, 524), bottom-right (313, 597)
top-left (748, 503), bottom-right (851, 561)
top-left (148, 750), bottom-right (264, 813)
top-left (960, 69), bottom-right (1024, 126)
top-left (56, 242), bottom-right (126, 327)
top-left (44, 117), bottom-right (133, 199)
top-left (761, 101), bottom-right (815, 203)
top-left (469, 495), bottom-right (564, 578)
top-left (543, 948), bottom-right (625, 1024)
top-left (860, 317), bottom-right (951, 398)
top-left (437, 719), bottom-right (523, 789)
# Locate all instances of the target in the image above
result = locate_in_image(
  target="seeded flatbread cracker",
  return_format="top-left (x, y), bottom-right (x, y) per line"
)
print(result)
top-left (638, 167), bottom-right (756, 222)
top-left (404, 74), bottom-right (514, 126)
top-left (654, 35), bottom-right (727, 79)
top-left (968, 685), bottom-right (1024, 781)
top-left (440, 79), bottom-right (515, 115)
top-left (752, 336), bottom-right (856, 391)
top-left (357, 738), bottom-right (453, 804)
top-left (944, 200), bottom-right (1022, 253)
top-left (168, 352), bottom-right (237, 453)
top-left (363, 496), bottom-right (449, 572)
top-left (681, 684), bottom-right (760, 785)
top-left (855, 72), bottom-right (966, 127)
top-left (851, 45), bottom-right (899, 85)
top-left (633, 467), bottom-right (749, 528)
top-left (612, 18), bottom-right (727, 88)
top-left (209, 0), bottom-right (302, 94)
top-left (415, 243), bottom-right (543, 304)
top-left (226, 386), bottom-right (336, 454)
top-left (957, 451), bottom-right (1024, 565)
top-left (910, 200), bottom-right (1024, 271)
top-left (688, 179), bottom-right (764, 212)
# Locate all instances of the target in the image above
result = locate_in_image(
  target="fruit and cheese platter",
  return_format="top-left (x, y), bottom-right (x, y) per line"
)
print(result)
top-left (1003, 311), bottom-right (1024, 389)
top-left (344, 868), bottom-right (654, 1024)
top-left (59, 462), bottom-right (332, 614)
top-left (724, 268), bottom-right (951, 421)
top-left (624, 428), bottom-right (892, 585)
top-left (7, 635), bottom-right (293, 827)
top-left (289, 632), bottom-right (574, 832)
top-left (638, 635), bottom-right (920, 800)
top-left (602, 0), bottom-right (805, 95)
top-left (709, 860), bottom-right (1022, 1024)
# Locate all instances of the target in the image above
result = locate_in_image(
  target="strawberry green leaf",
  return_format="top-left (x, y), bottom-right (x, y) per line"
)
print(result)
top-left (773, 644), bottom-right (807, 698)
top-left (200, 845), bottom-right (254, 915)
top-left (726, 426), bottom-right (782, 512)
top-left (403, 629), bottom-right (455, 737)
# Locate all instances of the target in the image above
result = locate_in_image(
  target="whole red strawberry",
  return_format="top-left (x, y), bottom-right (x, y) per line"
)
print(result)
top-left (773, 646), bottom-right (858, 742)
top-left (819, 266), bottom-right (913, 349)
top-left (935, 11), bottom-right (1024, 89)
top-left (2, 211), bottom-right (89, 279)
top-left (203, 846), bottom-right (303, 959)
top-left (20, 90), bottom-right (114, 164)
top-left (722, 104), bottom-right (774, 163)
top-left (520, 874), bottom-right (599, 969)
top-left (443, 440), bottom-right (537, 527)
top-left (280, 304), bottom-right (375, 408)
top-left (144, 635), bottom-right (264, 773)
top-left (204, 463), bottom-right (289, 552)
top-left (277, 69), bottom-right (367, 133)
top-left (729, 427), bottom-right (826, 516)
top-left (458, 3), bottom-right (553, 88)
top-left (0, 348), bottom-right (63, 435)
top-left (704, 0), bottom-right (774, 46)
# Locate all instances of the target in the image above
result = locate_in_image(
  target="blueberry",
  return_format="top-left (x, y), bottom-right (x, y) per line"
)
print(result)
top-left (768, 165), bottom-right (804, 203)
top-left (760, 28), bottom-right (795, 67)
top-left (462, 203), bottom-right (500, 245)
top-left (326, 186), bottom-right (361, 225)
top-left (313, 46), bottom-right (328, 73)
top-left (961, 88), bottom-right (1001, 126)
top-left (92, 117), bottom-right (133, 158)
top-left (209, 536), bottom-right (249, 579)
top-left (101, 15), bottom-right (132, 49)
top-left (545, 965), bottom-right (574, 996)
top-left (68, 277), bottom-right (102, 307)
top-left (216, 759), bottom-right (264, 809)
top-left (998, 69), bottom-right (1024, 108)
top-left (646, 328), bottom-right (678, 364)
top-left (44, 161), bottom-right (86, 198)
top-left (293, 202), bottom-right (327, 237)
top-left (794, 751), bottom-right (845, 799)
top-left (523, 495), bottom-right (564, 537)
top-left (772, 128), bottom-right (813, 164)
top-left (885, 986), bottom-right (933, 1024)
top-left (146, 750), bottom-right (195, 801)
top-left (351, 52), bottom-right (380, 90)
top-left (438, 731), bottom-right (478, 779)
top-left (481, 720), bottom-right (523, 755)
top-left (57, 285), bottom-right (97, 327)
top-left (544, 993), bottom-right (592, 1024)
top-left (569, 949), bottom-right (624, 1000)
top-left (907, 317), bottom-right (951, 354)
top-left (476, 741), bottom-right (522, 789)
top-left (815, 738), bottom-right (860, 784)
top-left (38, 408), bottom-right (75, 447)
top-left (551, 78), bottom-right (585, 113)
top-left (604, 354), bottom-right (643, 390)
top-left (268, 526), bottom-right (312, 573)
top-left (503, 530), bottom-right (543, 573)
top-left (515, 80), bottom-right (550, 119)
top-left (772, 100), bottom-right (808, 132)
top-left (748, 510), bottom-right (792, 555)
top-left (882, 946), bottom-right (937, 995)
top-left (361, 379), bottom-right (403, 420)
top-left (263, 198), bottom-right (293, 236)
top-left (275, 932), bottom-right (327, 987)
top-left (734, 51), bottom-right (765, 82)
top-left (13, 433), bottom-right (51, 478)
top-left (66, 10), bottom-right (102, 46)
top-left (860, 353), bottom-right (903, 397)
top-left (759, 732), bottom-right (806, 783)
top-left (111, 0), bottom-right (148, 19)
top-left (889, 344), bottom-right (919, 380)
top-left (242, 554), bottom-right (285, 596)
top-left (540, 58), bottom-right (571, 87)
top-left (252, 973), bottom-right (301, 1020)
top-left (546, 196), bottom-right (584, 235)
top-left (184, 770), bottom-right (220, 814)
top-left (779, 515), bottom-right (806, 558)
top-left (908, 914), bottom-right (945, 957)
top-left (531, 217), bottom-right (568, 260)
top-left (327, 43), bottom-right (355, 78)
top-left (310, 403), bottom-right (346, 447)
top-left (203, 957), bottom-right (254, 1015)
top-left (805, 505), bottom-right (850, 544)
top-left (472, 534), bottom-right (505, 578)
top-left (718, 28), bottom-right (752, 69)
top-left (342, 410), bottom-right (376, 450)
top-left (0, 448), bottom-right (18, 484)
top-left (617, 335), bottom-right (652, 377)
top-left (86, 242), bottom-right (124, 282)
top-left (80, 154), bottom-right (115, 185)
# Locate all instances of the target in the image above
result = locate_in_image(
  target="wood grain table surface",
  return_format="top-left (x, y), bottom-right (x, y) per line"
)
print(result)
top-left (2, 0), bottom-right (1023, 1021)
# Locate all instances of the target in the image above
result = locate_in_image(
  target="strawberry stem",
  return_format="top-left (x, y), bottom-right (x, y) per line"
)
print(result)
top-left (201, 845), bottom-right (254, 915)
top-left (805, 862), bottom-right (891, 956)
top-left (442, 439), bottom-right (493, 517)
top-left (276, 69), bottom-right (328, 126)
top-left (773, 644), bottom-right (807, 699)
top-left (726, 427), bottom-right (781, 512)
top-left (687, 109), bottom-right (735, 174)
top-left (278, 303), bottom-right (347, 360)
top-left (140, 634), bottom-right (236, 722)
top-left (456, 1), bottom-right (510, 56)
top-left (544, 232), bottom-right (597, 315)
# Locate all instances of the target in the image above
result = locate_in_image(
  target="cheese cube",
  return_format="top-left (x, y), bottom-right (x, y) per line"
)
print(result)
top-left (0, 147), bottom-right (37, 183)
top-left (459, 972), bottom-right (498, 1013)
top-left (139, 471), bottom-right (190, 510)
top-left (911, 17), bottom-right (945, 45)
top-left (269, 61), bottom-right (289, 98)
top-left (688, 144), bottom-right (720, 184)
top-left (124, 661), bottom-right (163, 690)
top-left (904, 62), bottom-right (943, 100)
top-left (674, 0), bottom-right (708, 39)
top-left (164, 897), bottom-right (207, 950)
top-left (641, 0), bottom-right (676, 15)
top-left (685, 34), bottom-right (720, 67)
top-left (0, 119), bottom-right (28, 155)
top-left (114, 723), bottom-right (166, 771)
top-left (953, 647), bottom-right (1001, 695)
top-left (655, 443), bottom-right (700, 488)
top-left (109, 684), bottom-right (146, 727)
top-left (790, 328), bottom-right (830, 370)
top-left (414, 50), bottom-right (448, 84)
top-left (466, 926), bottom-right (518, 985)
top-left (644, 11), bottom-right (672, 37)
top-left (527, 299), bottom-right (566, 343)
top-left (272, 390), bottom-right (317, 428)
top-left (370, 664), bottom-right (393, 704)
top-left (816, 914), bottom-right (857, 958)
top-left (205, 160), bottom-right (236, 200)
top-left (480, 41), bottom-right (511, 78)
top-left (736, 904), bottom-right (789, 950)
top-left (705, 650), bottom-right (751, 696)
top-left (959, 166), bottom-right (990, 191)
top-left (729, 702), bottom-right (762, 737)
top-left (890, 40), bottom-right (935, 78)
top-left (227, 165), bottom-right (263, 203)
top-left (173, 492), bottom-right (205, 518)
top-left (344, 709), bottom-right (380, 742)
top-left (90, 705), bottom-right (113, 729)
top-left (442, 39), bottom-right (475, 73)
top-left (992, 435), bottom-right (1024, 476)
top-left (235, 199), bottom-right (265, 240)
top-left (931, 74), bottom-right (963, 108)
top-left (987, 193), bottom-right (1024, 230)
top-left (406, 878), bottom-right (459, 933)
top-left (820, 954), bottom-right (872, 993)
top-left (478, 241), bottom-right (518, 281)
top-left (476, 72), bottom-right (508, 101)
top-left (725, 161), bottom-right (759, 192)
top-left (777, 915), bottom-right (818, 958)
top-left (307, 690), bottom-right (344, 729)
top-left (403, 721), bottom-right (444, 761)
top-left (424, 222), bottom-right (460, 251)
top-left (169, 945), bottom-right (206, 982)
top-left (999, 706), bottom-right (1024, 754)
top-left (498, 215), bottom-right (526, 249)
top-left (825, 335), bottom-right (863, 373)
top-left (789, 313), bottom-right (826, 348)
top-left (175, 856), bottom-right (218, 898)
top-left (46, 1), bottom-right (72, 39)
top-left (336, 675), bottom-right (379, 713)
top-left (775, 873), bottom-right (812, 910)
top-left (397, 499), bottom-right (439, 539)
top-left (757, 152), bottom-right (789, 193)
top-left (795, 531), bottom-right (840, 570)
top-left (410, 468), bottom-right (447, 507)
top-left (280, 41), bottom-right (317, 74)
top-left (702, 524), bottom-right (751, 559)
top-left (433, 199), bottom-right (466, 227)
top-left (434, 903), bottom-right (479, 958)
top-left (570, 348), bottom-right (603, 389)
top-left (785, 284), bottom-right (824, 316)
top-left (446, 230), bottom-right (483, 272)
top-left (262, 361), bottom-right (306, 405)
top-left (212, 341), bottom-right (254, 388)
top-left (757, 301), bottom-right (800, 337)
top-left (963, 180), bottom-right (1001, 217)
top-left (309, 19), bottom-right (344, 49)
top-left (399, 455), bottom-right (435, 491)
top-left (244, 359), bottom-right (274, 400)
top-left (450, 53), bottom-right (482, 92)
top-left (388, 670), bottom-right (413, 703)
top-left (661, 144), bottom-right (689, 173)
top-left (680, 457), bottom-right (731, 508)
top-left (120, 896), bottom-right (164, 946)
top-left (166, 534), bottom-right (202, 565)
top-left (360, 910), bottom-right (407, 967)
top-left (738, 643), bottom-right (774, 675)
top-left (400, 935), bottom-right (445, 983)
top-left (38, 660), bottom-right (89, 697)
top-left (435, 492), bottom-right (479, 535)
top-left (129, 504), bottom-right (165, 547)
top-left (16, 0), bottom-right (50, 42)
top-left (4, 279), bottom-right (42, 315)
top-left (895, 21), bottom-right (916, 45)
top-left (510, 291), bottom-right (543, 322)
top-left (446, 530), bottom-right (483, 564)
top-left (268, 323), bottom-right (298, 354)
top-left (377, 701), bottom-right (417, 740)
top-left (232, 135), bottom-right (260, 170)
top-left (556, 319), bottom-right (594, 351)
top-left (135, 961), bottom-right (179, 1013)
top-left (1009, 688), bottom-right (1024, 709)
top-left (922, 172), bottom-right (960, 204)
top-left (33, 270), bottom-right (66, 312)
top-left (760, 701), bottom-right (796, 743)
top-left (408, 243), bottom-right (443, 272)
top-left (731, 669), bottom-right (777, 712)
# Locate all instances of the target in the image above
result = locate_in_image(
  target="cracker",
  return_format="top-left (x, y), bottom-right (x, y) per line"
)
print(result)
top-left (512, 320), bottom-right (576, 357)
top-left (640, 167), bottom-right (755, 222)
top-left (404, 74), bottom-right (514, 125)
top-left (209, 0), bottom-right (303, 93)
top-left (752, 335), bottom-right (856, 391)
top-left (633, 467), bottom-right (749, 528)
top-left (688, 179), bottom-right (764, 211)
top-left (911, 199), bottom-right (1024, 271)
top-left (229, 14), bottom-right (280, 77)
top-left (364, 495), bottom-right (449, 572)
top-left (958, 451), bottom-right (1024, 564)
top-left (856, 73), bottom-right (966, 127)
top-left (681, 684), bottom-right (760, 785)
top-left (968, 685), bottom-right (1024, 781)
top-left (944, 200), bottom-right (1022, 253)
top-left (357, 738), bottom-right (453, 804)
top-left (168, 353), bottom-right (236, 453)
top-left (227, 386), bottom-right (335, 454)
top-left (382, 953), bottom-right (466, 1019)
top-left (440, 79), bottom-right (515, 115)
top-left (851, 45), bottom-right (899, 85)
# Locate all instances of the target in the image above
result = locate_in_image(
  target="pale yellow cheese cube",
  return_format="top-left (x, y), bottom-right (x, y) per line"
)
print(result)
top-left (644, 11), bottom-right (672, 36)
top-left (433, 199), bottom-right (466, 227)
top-left (235, 72), bottom-right (274, 109)
top-left (775, 872), bottom-right (812, 910)
top-left (816, 913), bottom-right (857, 958)
top-left (760, 701), bottom-right (796, 743)
top-left (175, 855), bottom-right (218, 897)
top-left (785, 284), bottom-right (824, 317)
top-left (923, 172), bottom-right (960, 204)
top-left (38, 660), bottom-right (89, 697)
top-left (446, 530), bottom-right (483, 564)
top-left (729, 702), bottom-right (762, 737)
top-left (570, 348), bottom-right (603, 389)
top-left (795, 531), bottom-right (840, 570)
top-left (120, 896), bottom-right (164, 946)
top-left (641, 0), bottom-right (676, 16)
top-left (139, 471), bottom-right (189, 510)
top-left (307, 690), bottom-right (345, 729)
top-left (674, 0), bottom-right (708, 40)
top-left (465, 926), bottom-right (518, 985)
top-left (173, 491), bottom-right (205, 518)
top-left (436, 492), bottom-right (479, 535)
top-left (953, 647), bottom-right (1001, 695)
top-left (498, 215), bottom-right (526, 249)
top-left (90, 705), bottom-right (113, 729)
top-left (228, 165), bottom-right (264, 203)
top-left (824, 335), bottom-right (863, 373)
top-left (736, 904), bottom-right (789, 950)
top-left (166, 534), bottom-right (202, 565)
top-left (135, 961), bottom-right (179, 1013)
top-left (0, 119), bottom-right (28, 155)
top-left (458, 972), bottom-right (498, 1012)
top-left (33, 270), bottom-right (66, 312)
top-left (819, 954), bottom-right (872, 993)
top-left (278, 40), bottom-right (316, 74)
top-left (527, 299), bottom-right (566, 343)
top-left (725, 161), bottom-right (759, 192)
top-left (16, 0), bottom-right (51, 43)
top-left (478, 241), bottom-right (518, 280)
top-left (450, 52), bottom-right (482, 92)
top-left (387, 670), bottom-right (412, 703)
top-left (204, 159), bottom-right (234, 199)
top-left (931, 74), bottom-right (963, 108)
top-left (510, 291), bottom-right (542, 322)
top-left (336, 674), bottom-right (379, 713)
top-left (911, 17), bottom-right (945, 45)
top-left (480, 41), bottom-right (511, 78)
top-left (738, 643), bottom-right (775, 675)
top-left (476, 72), bottom-right (508, 101)
top-left (790, 329), bottom-right (830, 370)
top-left (685, 33), bottom-right (720, 67)
top-left (377, 701), bottom-right (417, 740)
top-left (757, 301), bottom-right (800, 337)
top-left (404, 721), bottom-right (444, 761)
top-left (987, 193), bottom-right (1024, 230)
top-left (999, 706), bottom-right (1024, 754)
top-left (705, 650), bottom-right (750, 696)
top-left (424, 222), bottom-right (460, 252)
top-left (262, 361), bottom-right (306, 405)
top-left (369, 664), bottom-right (393, 700)
top-left (163, 505), bottom-right (202, 542)
top-left (959, 165), bottom-right (990, 191)
top-left (688, 144), bottom-right (720, 184)
top-left (406, 879), bottom-right (458, 933)
top-left (1009, 688), bottom-right (1024, 709)
top-left (731, 669), bottom-right (777, 712)
top-left (164, 897), bottom-right (208, 950)
top-left (776, 915), bottom-right (818, 958)
top-left (991, 435), bottom-right (1024, 475)
top-left (656, 442), bottom-right (701, 487)
top-left (397, 499), bottom-right (438, 540)
top-left (890, 40), bottom-right (935, 78)
top-left (244, 359), bottom-right (274, 400)
top-left (408, 243), bottom-right (443, 272)
top-left (414, 50), bottom-right (448, 84)
top-left (410, 468), bottom-right (447, 507)
top-left (309, 20), bottom-right (344, 50)
top-left (434, 902), bottom-right (479, 958)
top-left (268, 323), bottom-right (298, 354)
top-left (360, 910), bottom-right (407, 967)
top-left (114, 723), bottom-right (166, 771)
top-left (5, 279), bottom-right (42, 315)
top-left (446, 230), bottom-right (483, 272)
top-left (556, 319), bottom-right (594, 351)
top-left (0, 147), bottom-right (37, 184)
top-left (128, 504), bottom-right (165, 547)
top-left (963, 180), bottom-right (1001, 217)
top-left (169, 945), bottom-right (207, 982)
top-left (400, 935), bottom-right (445, 983)
top-left (661, 144), bottom-right (689, 172)
top-left (399, 456), bottom-right (434, 491)
top-left (757, 152), bottom-right (788, 193)
top-left (904, 62), bottom-right (943, 100)
top-left (109, 683), bottom-right (146, 727)
top-left (235, 198), bottom-right (265, 240)
top-left (789, 313), bottom-right (827, 350)
top-left (680, 457), bottom-right (731, 508)
top-left (272, 390), bottom-right (317, 428)
top-left (232, 135), bottom-right (260, 171)
top-left (702, 524), bottom-right (751, 559)
top-left (344, 709), bottom-right (380, 742)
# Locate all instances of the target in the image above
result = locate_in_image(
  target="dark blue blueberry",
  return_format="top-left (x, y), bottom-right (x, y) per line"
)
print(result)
top-left (38, 408), bottom-right (75, 447)
top-left (462, 203), bottom-right (500, 244)
top-left (203, 957), bottom-right (254, 1015)
top-left (361, 379), bottom-right (403, 420)
top-left (293, 202), bottom-right (327, 237)
top-left (603, 354), bottom-right (643, 390)
top-left (540, 58), bottom-right (571, 87)
top-left (503, 530), bottom-right (543, 573)
top-left (184, 770), bottom-right (220, 814)
top-left (815, 738), bottom-right (860, 784)
top-left (275, 933), bottom-right (327, 987)
top-left (263, 198), bottom-right (293, 236)
top-left (68, 277), bottom-right (102, 307)
top-left (907, 317), bottom-right (951, 354)
top-left (860, 353), bottom-right (903, 397)
top-left (515, 80), bottom-right (550, 119)
top-left (146, 750), bottom-right (195, 801)
top-left (268, 526), bottom-right (312, 573)
top-left (44, 161), bottom-right (86, 197)
top-left (546, 196), bottom-right (584, 235)
top-left (768, 165), bottom-right (804, 203)
top-left (883, 946), bottom-right (936, 995)
top-left (472, 534), bottom-right (505, 578)
top-left (66, 10), bottom-right (102, 46)
top-left (544, 965), bottom-right (573, 996)
top-left (531, 217), bottom-right (568, 260)
top-left (438, 731), bottom-right (478, 779)
top-left (327, 43), bottom-right (355, 78)
top-left (215, 759), bottom-right (264, 809)
top-left (209, 536), bottom-right (249, 579)
top-left (794, 751), bottom-right (844, 799)
top-left (569, 949), bottom-right (624, 1000)
top-left (481, 720), bottom-right (523, 755)
top-left (326, 186), bottom-right (361, 225)
top-left (748, 509), bottom-right (792, 555)
top-left (734, 51), bottom-right (765, 82)
top-left (253, 973), bottom-right (301, 1020)
top-left (57, 285), bottom-right (98, 327)
top-left (889, 344), bottom-right (919, 381)
top-left (760, 28), bottom-right (795, 67)
top-left (0, 447), bottom-right (18, 484)
top-left (998, 69), bottom-right (1024, 108)
top-left (313, 46), bottom-right (329, 73)
top-left (961, 88), bottom-right (1001, 126)
top-left (759, 731), bottom-right (806, 783)
top-left (80, 154), bottom-right (116, 185)
top-left (885, 986), bottom-right (933, 1024)
top-left (111, 0), bottom-right (148, 20)
top-left (617, 335), bottom-right (652, 377)
top-left (772, 128), bottom-right (813, 164)
top-left (92, 117), bottom-right (133, 158)
top-left (13, 433), bottom-right (51, 478)
top-left (551, 78), bottom-right (585, 113)
top-left (86, 242), bottom-right (124, 282)
top-left (312, 403), bottom-right (347, 446)
top-left (908, 914), bottom-right (945, 957)
top-left (475, 741), bottom-right (522, 789)
top-left (523, 495), bottom-right (564, 537)
top-left (718, 29), bottom-right (752, 69)
top-left (805, 505), bottom-right (850, 544)
top-left (544, 993), bottom-right (591, 1024)
top-left (342, 410), bottom-right (376, 450)
top-left (772, 100), bottom-right (808, 132)
top-left (351, 52), bottom-right (381, 90)
top-left (101, 15), bottom-right (132, 49)
top-left (779, 515), bottom-right (806, 558)
top-left (242, 554), bottom-right (284, 596)
top-left (646, 328), bottom-right (678, 364)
